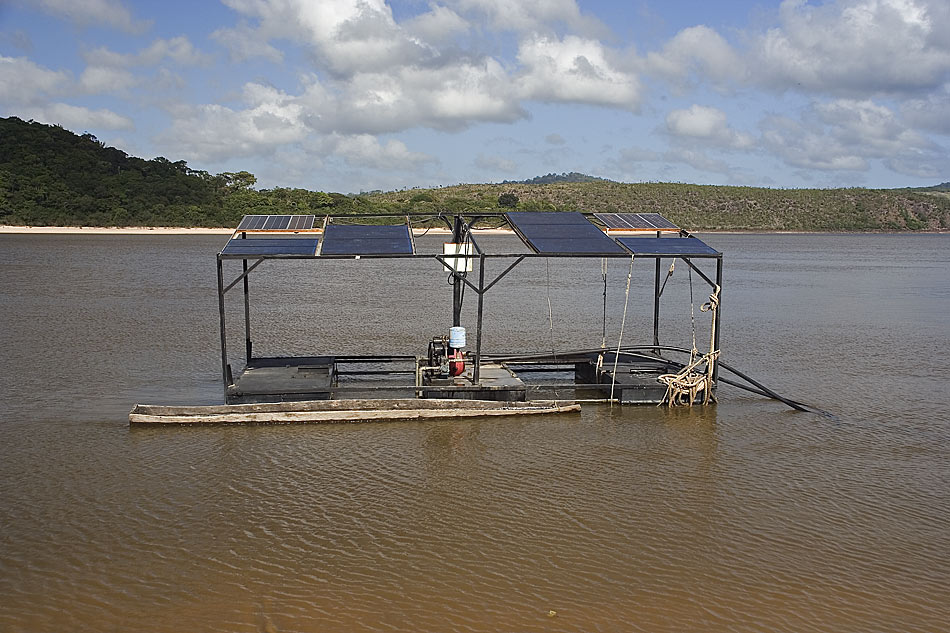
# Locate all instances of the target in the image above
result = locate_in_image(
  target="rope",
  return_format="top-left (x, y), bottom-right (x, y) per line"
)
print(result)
top-left (609, 255), bottom-right (635, 406)
top-left (688, 265), bottom-right (697, 361)
top-left (658, 259), bottom-right (675, 298)
top-left (658, 284), bottom-right (721, 407)
top-left (545, 258), bottom-right (557, 363)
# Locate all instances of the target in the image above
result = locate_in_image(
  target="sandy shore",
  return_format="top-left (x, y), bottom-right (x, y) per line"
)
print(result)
top-left (0, 225), bottom-right (235, 235)
top-left (0, 225), bottom-right (519, 236)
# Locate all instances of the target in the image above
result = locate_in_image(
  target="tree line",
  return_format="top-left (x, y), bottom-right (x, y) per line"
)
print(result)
top-left (2, 116), bottom-right (947, 231)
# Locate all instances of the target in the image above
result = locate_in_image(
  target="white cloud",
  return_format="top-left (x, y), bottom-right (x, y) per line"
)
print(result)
top-left (159, 84), bottom-right (308, 162)
top-left (545, 133), bottom-right (566, 145)
top-left (612, 144), bottom-right (736, 177)
top-left (474, 154), bottom-right (518, 173)
top-left (79, 65), bottom-right (137, 94)
top-left (23, 103), bottom-right (134, 130)
top-left (211, 23), bottom-right (284, 63)
top-left (644, 25), bottom-right (745, 87)
top-left (325, 134), bottom-right (434, 170)
top-left (223, 0), bottom-right (426, 76)
top-left (756, 98), bottom-right (939, 173)
top-left (29, 0), bottom-right (148, 33)
top-left (84, 37), bottom-right (210, 68)
top-left (298, 60), bottom-right (524, 135)
top-left (814, 98), bottom-right (933, 156)
top-left (517, 35), bottom-right (640, 108)
top-left (0, 56), bottom-right (70, 104)
top-left (665, 105), bottom-right (755, 149)
top-left (666, 148), bottom-right (732, 174)
top-left (404, 5), bottom-right (470, 45)
top-left (753, 0), bottom-right (950, 95)
top-left (448, 0), bottom-right (608, 38)
top-left (901, 85), bottom-right (950, 134)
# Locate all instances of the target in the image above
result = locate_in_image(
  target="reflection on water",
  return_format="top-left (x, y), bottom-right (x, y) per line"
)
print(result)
top-left (0, 233), bottom-right (948, 632)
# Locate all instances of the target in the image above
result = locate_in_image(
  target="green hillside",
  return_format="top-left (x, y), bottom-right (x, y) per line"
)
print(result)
top-left (368, 182), bottom-right (950, 231)
top-left (2, 116), bottom-right (948, 231)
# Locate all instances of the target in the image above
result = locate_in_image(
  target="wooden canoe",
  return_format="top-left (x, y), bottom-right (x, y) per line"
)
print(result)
top-left (129, 398), bottom-right (580, 425)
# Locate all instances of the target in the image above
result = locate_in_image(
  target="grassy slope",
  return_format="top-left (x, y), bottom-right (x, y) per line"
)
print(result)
top-left (369, 182), bottom-right (950, 231)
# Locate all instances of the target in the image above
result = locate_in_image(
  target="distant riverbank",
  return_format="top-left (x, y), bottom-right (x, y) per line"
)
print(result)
top-left (0, 225), bottom-right (510, 236)
top-left (4, 225), bottom-right (947, 236)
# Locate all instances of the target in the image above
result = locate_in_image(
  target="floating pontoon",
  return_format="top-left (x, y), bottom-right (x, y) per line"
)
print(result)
top-left (212, 211), bottom-right (722, 408)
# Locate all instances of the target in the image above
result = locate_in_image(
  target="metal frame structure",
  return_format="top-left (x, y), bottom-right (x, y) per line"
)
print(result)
top-left (215, 211), bottom-right (723, 403)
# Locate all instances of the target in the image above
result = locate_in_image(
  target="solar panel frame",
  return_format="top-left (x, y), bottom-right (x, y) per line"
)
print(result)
top-left (319, 223), bottom-right (415, 256)
top-left (595, 213), bottom-right (679, 232)
top-left (236, 214), bottom-right (316, 232)
top-left (616, 236), bottom-right (720, 258)
top-left (505, 211), bottom-right (626, 255)
top-left (221, 237), bottom-right (321, 257)
top-left (237, 215), bottom-right (268, 231)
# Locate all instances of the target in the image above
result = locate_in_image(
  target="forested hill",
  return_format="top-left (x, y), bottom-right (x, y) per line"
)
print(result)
top-left (2, 116), bottom-right (948, 231)
top-left (0, 116), bottom-right (339, 227)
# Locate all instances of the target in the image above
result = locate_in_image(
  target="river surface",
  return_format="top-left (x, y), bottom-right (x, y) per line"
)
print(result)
top-left (1, 232), bottom-right (948, 632)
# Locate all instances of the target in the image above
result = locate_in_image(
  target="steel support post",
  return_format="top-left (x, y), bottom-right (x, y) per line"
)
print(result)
top-left (216, 257), bottom-right (231, 398)
top-left (243, 258), bottom-right (251, 363)
top-left (474, 253), bottom-right (486, 383)
top-left (653, 257), bottom-right (661, 350)
top-left (452, 214), bottom-right (464, 327)
top-left (713, 257), bottom-right (723, 382)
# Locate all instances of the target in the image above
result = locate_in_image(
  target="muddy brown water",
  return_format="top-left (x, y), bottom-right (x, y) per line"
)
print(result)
top-left (1, 232), bottom-right (947, 632)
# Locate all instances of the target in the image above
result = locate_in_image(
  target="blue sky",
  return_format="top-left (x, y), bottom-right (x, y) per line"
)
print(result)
top-left (1, 0), bottom-right (948, 193)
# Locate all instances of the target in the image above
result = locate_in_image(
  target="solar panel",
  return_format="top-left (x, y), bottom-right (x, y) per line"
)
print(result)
top-left (595, 213), bottom-right (679, 232)
top-left (616, 236), bottom-right (720, 258)
top-left (320, 224), bottom-right (414, 255)
top-left (221, 237), bottom-right (320, 256)
top-left (506, 211), bottom-right (626, 255)
top-left (236, 215), bottom-right (316, 231)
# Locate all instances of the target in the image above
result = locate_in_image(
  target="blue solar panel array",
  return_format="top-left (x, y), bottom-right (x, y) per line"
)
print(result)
top-left (594, 212), bottom-right (678, 231)
top-left (617, 236), bottom-right (720, 257)
top-left (320, 224), bottom-right (414, 255)
top-left (236, 214), bottom-right (316, 231)
top-left (506, 211), bottom-right (626, 255)
top-left (221, 238), bottom-right (320, 257)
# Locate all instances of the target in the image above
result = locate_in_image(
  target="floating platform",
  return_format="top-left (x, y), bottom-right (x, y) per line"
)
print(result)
top-left (129, 399), bottom-right (580, 426)
top-left (421, 363), bottom-right (526, 401)
top-left (228, 356), bottom-right (335, 404)
top-left (206, 211), bottom-right (723, 411)
top-left (576, 358), bottom-right (683, 404)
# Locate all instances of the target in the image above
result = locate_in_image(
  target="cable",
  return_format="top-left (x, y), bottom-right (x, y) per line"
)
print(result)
top-left (609, 255), bottom-right (635, 405)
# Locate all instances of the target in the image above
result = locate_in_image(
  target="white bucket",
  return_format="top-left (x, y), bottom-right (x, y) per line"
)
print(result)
top-left (449, 326), bottom-right (466, 348)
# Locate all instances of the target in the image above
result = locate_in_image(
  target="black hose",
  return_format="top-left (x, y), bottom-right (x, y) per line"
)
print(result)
top-left (485, 345), bottom-right (833, 416)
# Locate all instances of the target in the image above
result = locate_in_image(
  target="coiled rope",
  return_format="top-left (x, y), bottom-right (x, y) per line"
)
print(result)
top-left (658, 284), bottom-right (721, 407)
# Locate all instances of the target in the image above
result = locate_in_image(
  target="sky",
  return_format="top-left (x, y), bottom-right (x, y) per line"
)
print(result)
top-left (1, 0), bottom-right (949, 193)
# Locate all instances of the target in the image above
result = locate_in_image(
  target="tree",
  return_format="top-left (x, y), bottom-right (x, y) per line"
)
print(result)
top-left (498, 192), bottom-right (519, 208)
top-left (220, 171), bottom-right (257, 191)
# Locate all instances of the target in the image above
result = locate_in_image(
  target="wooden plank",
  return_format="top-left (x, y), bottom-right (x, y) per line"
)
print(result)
top-left (129, 402), bottom-right (580, 425)
top-left (132, 398), bottom-right (557, 416)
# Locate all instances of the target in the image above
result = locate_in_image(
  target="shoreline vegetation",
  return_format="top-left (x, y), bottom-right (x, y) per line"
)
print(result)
top-left (3, 116), bottom-right (949, 233)
top-left (4, 225), bottom-right (947, 236)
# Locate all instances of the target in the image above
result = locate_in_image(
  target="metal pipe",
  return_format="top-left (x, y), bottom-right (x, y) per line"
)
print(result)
top-left (216, 257), bottom-right (231, 398)
top-left (653, 256), bottom-right (661, 350)
top-left (243, 258), bottom-right (251, 363)
top-left (474, 253), bottom-right (486, 383)
top-left (223, 258), bottom-right (264, 293)
top-left (714, 257), bottom-right (723, 382)
top-left (452, 214), bottom-right (464, 327)
top-left (680, 256), bottom-right (718, 289)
